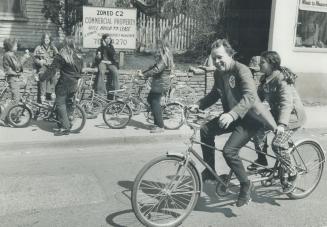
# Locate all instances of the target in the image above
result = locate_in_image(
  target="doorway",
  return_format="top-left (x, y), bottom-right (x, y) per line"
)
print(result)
top-left (225, 0), bottom-right (272, 64)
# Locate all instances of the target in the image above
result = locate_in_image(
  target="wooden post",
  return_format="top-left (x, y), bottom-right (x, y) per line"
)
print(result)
top-left (119, 52), bottom-right (124, 68)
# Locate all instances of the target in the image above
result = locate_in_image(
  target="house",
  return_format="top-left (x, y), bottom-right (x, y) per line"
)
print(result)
top-left (0, 0), bottom-right (59, 49)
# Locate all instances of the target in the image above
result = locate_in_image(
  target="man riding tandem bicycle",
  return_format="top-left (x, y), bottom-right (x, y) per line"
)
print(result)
top-left (131, 39), bottom-right (325, 227)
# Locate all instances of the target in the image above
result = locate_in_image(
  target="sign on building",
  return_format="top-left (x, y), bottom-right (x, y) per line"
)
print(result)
top-left (83, 6), bottom-right (137, 49)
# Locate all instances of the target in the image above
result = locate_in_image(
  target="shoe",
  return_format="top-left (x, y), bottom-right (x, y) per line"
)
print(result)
top-left (150, 127), bottom-right (164, 133)
top-left (247, 158), bottom-right (268, 171)
top-left (54, 129), bottom-right (70, 136)
top-left (201, 169), bottom-right (216, 183)
top-left (236, 180), bottom-right (253, 207)
top-left (282, 182), bottom-right (296, 194)
top-left (282, 172), bottom-right (297, 194)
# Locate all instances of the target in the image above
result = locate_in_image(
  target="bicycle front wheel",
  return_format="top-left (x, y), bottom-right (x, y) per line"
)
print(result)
top-left (132, 156), bottom-right (200, 227)
top-left (102, 101), bottom-right (132, 129)
top-left (7, 105), bottom-right (32, 128)
top-left (162, 102), bottom-right (184, 130)
top-left (287, 140), bottom-right (325, 199)
top-left (69, 104), bottom-right (86, 133)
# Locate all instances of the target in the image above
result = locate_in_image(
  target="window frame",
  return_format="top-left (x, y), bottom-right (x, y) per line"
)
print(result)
top-left (293, 0), bottom-right (327, 52)
top-left (0, 0), bottom-right (27, 21)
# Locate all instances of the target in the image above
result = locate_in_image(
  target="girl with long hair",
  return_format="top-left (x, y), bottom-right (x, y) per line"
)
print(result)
top-left (40, 36), bottom-right (83, 136)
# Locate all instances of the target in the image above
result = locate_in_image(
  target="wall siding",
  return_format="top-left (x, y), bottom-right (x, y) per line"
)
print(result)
top-left (0, 0), bottom-right (59, 49)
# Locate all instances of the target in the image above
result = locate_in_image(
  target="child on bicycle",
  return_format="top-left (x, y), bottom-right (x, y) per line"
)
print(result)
top-left (247, 51), bottom-right (306, 193)
top-left (137, 40), bottom-right (174, 133)
top-left (190, 39), bottom-right (277, 207)
top-left (0, 38), bottom-right (30, 126)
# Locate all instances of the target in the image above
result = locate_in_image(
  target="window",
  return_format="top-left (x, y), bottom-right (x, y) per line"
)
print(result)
top-left (0, 0), bottom-right (27, 20)
top-left (295, 0), bottom-right (327, 49)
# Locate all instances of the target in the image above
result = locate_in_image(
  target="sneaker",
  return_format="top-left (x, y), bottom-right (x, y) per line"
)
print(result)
top-left (282, 172), bottom-right (297, 194)
top-left (150, 127), bottom-right (164, 133)
top-left (236, 180), bottom-right (253, 207)
top-left (282, 182), bottom-right (296, 194)
top-left (247, 158), bottom-right (268, 171)
top-left (54, 129), bottom-right (70, 136)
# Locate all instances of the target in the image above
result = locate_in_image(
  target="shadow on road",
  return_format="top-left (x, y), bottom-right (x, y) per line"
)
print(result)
top-left (30, 119), bottom-right (56, 133)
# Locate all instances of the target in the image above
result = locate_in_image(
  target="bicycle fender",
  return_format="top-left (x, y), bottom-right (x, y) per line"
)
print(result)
top-left (166, 152), bottom-right (202, 194)
top-left (293, 139), bottom-right (326, 162)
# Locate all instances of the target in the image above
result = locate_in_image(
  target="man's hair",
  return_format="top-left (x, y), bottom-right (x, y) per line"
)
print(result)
top-left (3, 38), bottom-right (17, 52)
top-left (211, 39), bottom-right (236, 56)
top-left (260, 51), bottom-right (281, 71)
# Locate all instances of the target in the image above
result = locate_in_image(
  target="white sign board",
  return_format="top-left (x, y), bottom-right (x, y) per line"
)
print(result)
top-left (83, 6), bottom-right (137, 49)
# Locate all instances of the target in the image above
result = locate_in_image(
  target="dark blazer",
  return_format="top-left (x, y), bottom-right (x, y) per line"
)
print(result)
top-left (143, 58), bottom-right (171, 94)
top-left (198, 61), bottom-right (277, 131)
top-left (95, 44), bottom-right (118, 67)
top-left (257, 70), bottom-right (306, 129)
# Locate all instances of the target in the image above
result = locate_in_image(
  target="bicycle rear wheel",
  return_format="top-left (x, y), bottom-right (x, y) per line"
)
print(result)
top-left (132, 156), bottom-right (200, 227)
top-left (162, 102), bottom-right (184, 130)
top-left (79, 99), bottom-right (103, 116)
top-left (102, 101), bottom-right (132, 129)
top-left (287, 140), bottom-right (325, 199)
top-left (69, 104), bottom-right (86, 133)
top-left (7, 105), bottom-right (32, 128)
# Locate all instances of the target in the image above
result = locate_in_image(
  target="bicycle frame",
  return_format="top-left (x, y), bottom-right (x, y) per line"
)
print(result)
top-left (166, 110), bottom-right (323, 193)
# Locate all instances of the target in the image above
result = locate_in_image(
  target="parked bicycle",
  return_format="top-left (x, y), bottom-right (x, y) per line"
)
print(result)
top-left (77, 68), bottom-right (125, 117)
top-left (102, 74), bottom-right (185, 129)
top-left (6, 76), bottom-right (86, 133)
top-left (131, 107), bottom-right (325, 227)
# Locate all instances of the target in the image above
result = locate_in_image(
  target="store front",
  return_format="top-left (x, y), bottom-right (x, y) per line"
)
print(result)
top-left (269, 0), bottom-right (327, 103)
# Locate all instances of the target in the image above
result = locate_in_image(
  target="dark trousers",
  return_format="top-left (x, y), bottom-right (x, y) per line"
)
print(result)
top-left (36, 66), bottom-right (58, 103)
top-left (147, 92), bottom-right (164, 128)
top-left (200, 116), bottom-right (261, 183)
top-left (96, 62), bottom-right (119, 97)
top-left (55, 81), bottom-right (77, 130)
top-left (0, 76), bottom-right (21, 121)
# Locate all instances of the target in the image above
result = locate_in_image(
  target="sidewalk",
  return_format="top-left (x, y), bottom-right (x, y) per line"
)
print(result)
top-left (0, 106), bottom-right (326, 150)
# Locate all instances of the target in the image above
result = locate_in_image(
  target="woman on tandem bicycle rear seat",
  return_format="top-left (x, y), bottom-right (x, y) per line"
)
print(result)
top-left (247, 51), bottom-right (306, 193)
top-left (190, 39), bottom-right (277, 207)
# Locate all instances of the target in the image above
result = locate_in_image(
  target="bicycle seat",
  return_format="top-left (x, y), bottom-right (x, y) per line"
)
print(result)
top-left (108, 89), bottom-right (126, 94)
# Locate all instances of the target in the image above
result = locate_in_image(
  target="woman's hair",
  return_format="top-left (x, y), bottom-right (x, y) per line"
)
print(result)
top-left (59, 36), bottom-right (77, 65)
top-left (211, 39), bottom-right (236, 57)
top-left (158, 40), bottom-right (174, 70)
top-left (260, 51), bottom-right (281, 71)
top-left (41, 32), bottom-right (53, 45)
top-left (3, 38), bottom-right (17, 52)
top-left (101, 33), bottom-right (113, 46)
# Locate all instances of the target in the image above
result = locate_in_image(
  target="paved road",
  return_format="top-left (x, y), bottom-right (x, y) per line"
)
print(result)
top-left (0, 132), bottom-right (327, 227)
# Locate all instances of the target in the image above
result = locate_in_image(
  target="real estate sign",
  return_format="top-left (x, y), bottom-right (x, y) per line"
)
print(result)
top-left (83, 6), bottom-right (137, 49)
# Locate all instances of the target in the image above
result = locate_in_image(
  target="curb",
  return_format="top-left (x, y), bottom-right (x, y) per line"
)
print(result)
top-left (0, 133), bottom-right (190, 151)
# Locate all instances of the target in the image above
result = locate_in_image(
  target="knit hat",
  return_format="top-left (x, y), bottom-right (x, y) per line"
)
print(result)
top-left (248, 56), bottom-right (261, 71)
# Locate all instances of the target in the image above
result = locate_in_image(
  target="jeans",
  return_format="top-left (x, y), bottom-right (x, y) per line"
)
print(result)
top-left (200, 116), bottom-right (262, 183)
top-left (55, 80), bottom-right (77, 130)
top-left (147, 92), bottom-right (164, 128)
top-left (0, 76), bottom-right (21, 121)
top-left (95, 62), bottom-right (119, 97)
